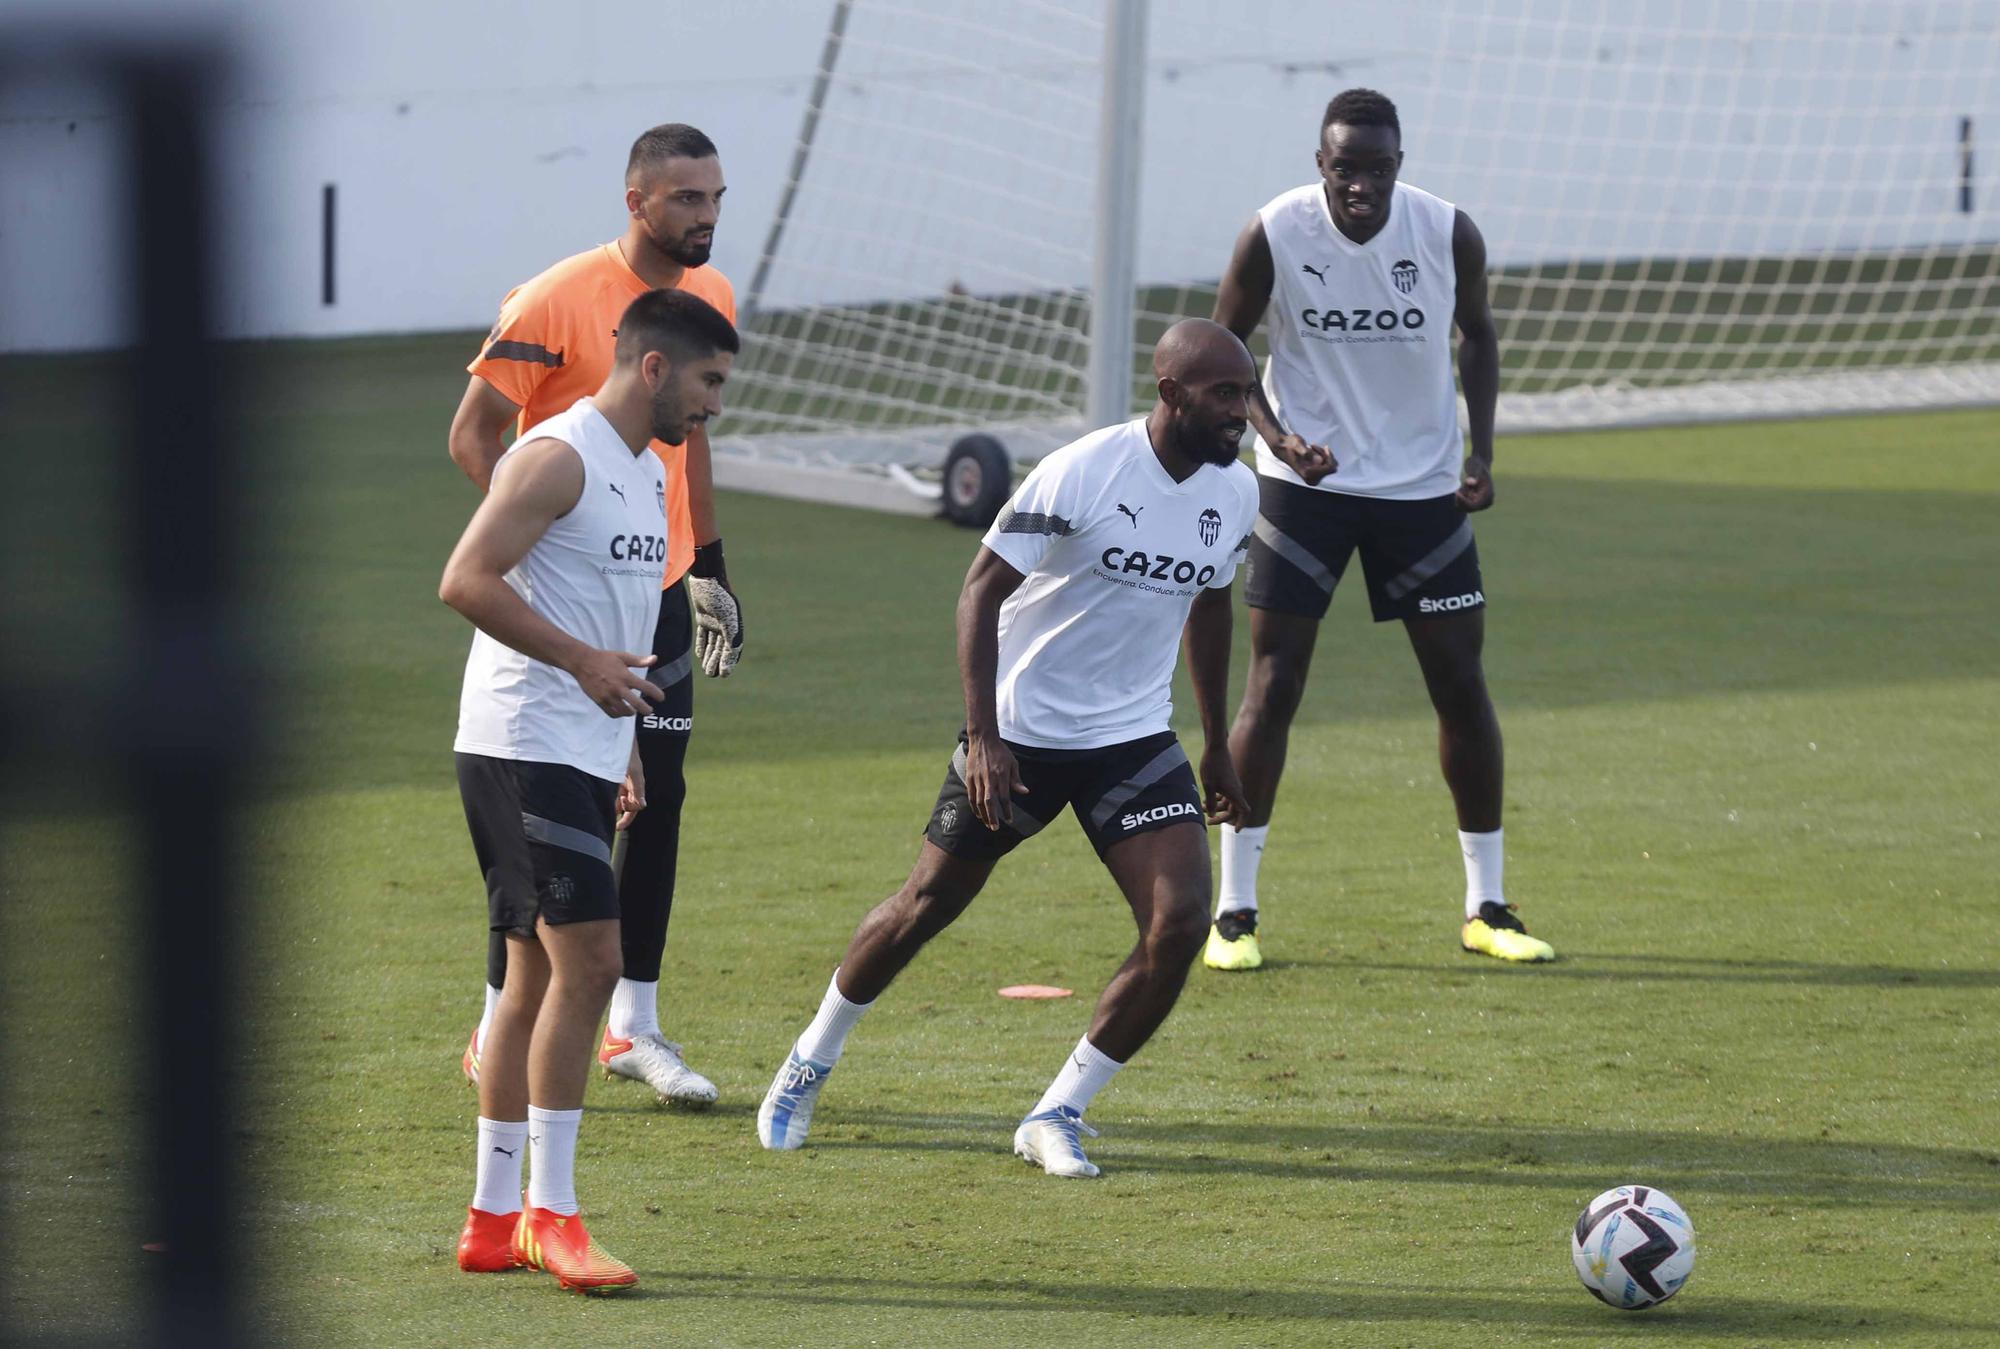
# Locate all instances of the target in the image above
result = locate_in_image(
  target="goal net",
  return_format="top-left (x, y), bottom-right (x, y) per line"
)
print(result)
top-left (714, 0), bottom-right (2000, 512)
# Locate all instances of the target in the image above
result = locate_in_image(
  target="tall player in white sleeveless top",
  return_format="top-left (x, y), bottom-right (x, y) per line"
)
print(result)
top-left (441, 290), bottom-right (738, 1293)
top-left (1205, 88), bottom-right (1556, 969)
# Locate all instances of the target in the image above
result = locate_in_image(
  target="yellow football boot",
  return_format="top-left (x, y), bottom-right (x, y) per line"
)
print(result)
top-left (1461, 901), bottom-right (1555, 962)
top-left (1203, 909), bottom-right (1264, 971)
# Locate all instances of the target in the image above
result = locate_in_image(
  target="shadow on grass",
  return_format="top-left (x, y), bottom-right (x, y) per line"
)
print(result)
top-left (802, 1112), bottom-right (2000, 1210)
top-left (588, 1100), bottom-right (759, 1121)
top-left (1338, 953), bottom-right (2000, 989)
top-left (644, 1267), bottom-right (1996, 1339)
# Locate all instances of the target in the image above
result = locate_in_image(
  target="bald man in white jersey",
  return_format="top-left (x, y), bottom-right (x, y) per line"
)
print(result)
top-left (755, 320), bottom-right (1260, 1178)
top-left (1205, 87), bottom-right (1555, 971)
top-left (444, 289), bottom-right (737, 1294)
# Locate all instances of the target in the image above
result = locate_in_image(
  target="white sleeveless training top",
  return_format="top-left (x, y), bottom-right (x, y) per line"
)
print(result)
top-left (980, 419), bottom-right (1259, 750)
top-left (454, 398), bottom-right (668, 782)
top-left (1254, 179), bottom-right (1463, 499)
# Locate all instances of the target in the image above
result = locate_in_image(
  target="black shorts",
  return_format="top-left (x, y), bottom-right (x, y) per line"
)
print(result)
top-left (924, 730), bottom-right (1203, 862)
top-left (1244, 477), bottom-right (1486, 623)
top-left (635, 582), bottom-right (694, 739)
top-left (456, 752), bottom-right (620, 937)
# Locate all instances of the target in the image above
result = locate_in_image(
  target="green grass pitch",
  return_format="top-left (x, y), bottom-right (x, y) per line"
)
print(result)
top-left (2, 339), bottom-right (1997, 1345)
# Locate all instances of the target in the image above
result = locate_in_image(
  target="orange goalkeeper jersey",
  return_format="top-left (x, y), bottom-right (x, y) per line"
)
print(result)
top-left (468, 242), bottom-right (737, 587)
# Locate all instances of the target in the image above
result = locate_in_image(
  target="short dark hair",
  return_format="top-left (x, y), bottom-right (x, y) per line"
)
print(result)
top-left (1321, 88), bottom-right (1400, 136)
top-left (627, 123), bottom-right (719, 181)
top-left (614, 289), bottom-right (740, 367)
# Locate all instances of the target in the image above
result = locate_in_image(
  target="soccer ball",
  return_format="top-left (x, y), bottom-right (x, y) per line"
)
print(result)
top-left (1570, 1185), bottom-right (1696, 1310)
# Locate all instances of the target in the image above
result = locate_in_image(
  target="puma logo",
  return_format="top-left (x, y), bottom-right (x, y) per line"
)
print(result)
top-left (490, 1145), bottom-right (517, 1157)
top-left (1116, 503), bottom-right (1142, 527)
top-left (1301, 263), bottom-right (1328, 285)
top-left (608, 482), bottom-right (626, 504)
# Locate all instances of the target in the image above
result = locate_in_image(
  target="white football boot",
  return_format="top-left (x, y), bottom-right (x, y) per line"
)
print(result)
top-left (1013, 1105), bottom-right (1102, 1178)
top-left (757, 1050), bottom-right (833, 1150)
top-left (599, 1029), bottom-right (719, 1108)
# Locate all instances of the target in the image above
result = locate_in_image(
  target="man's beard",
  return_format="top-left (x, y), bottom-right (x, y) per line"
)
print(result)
top-left (666, 237), bottom-right (712, 268)
top-left (1171, 414), bottom-right (1240, 466)
top-left (646, 219), bottom-right (712, 268)
top-left (649, 389), bottom-right (690, 445)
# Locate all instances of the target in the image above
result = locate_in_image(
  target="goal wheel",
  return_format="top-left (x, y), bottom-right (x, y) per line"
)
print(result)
top-left (940, 434), bottom-right (1011, 528)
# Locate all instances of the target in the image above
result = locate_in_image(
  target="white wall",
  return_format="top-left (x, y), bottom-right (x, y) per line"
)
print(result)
top-left (1, 0), bottom-right (832, 351)
top-left (4, 0), bottom-right (1995, 352)
top-left (1139, 0), bottom-right (2000, 283)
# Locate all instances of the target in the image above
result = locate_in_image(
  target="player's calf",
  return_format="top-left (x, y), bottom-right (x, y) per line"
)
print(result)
top-left (1143, 896), bottom-right (1211, 970)
top-left (835, 845), bottom-right (993, 1003)
top-left (851, 884), bottom-right (964, 969)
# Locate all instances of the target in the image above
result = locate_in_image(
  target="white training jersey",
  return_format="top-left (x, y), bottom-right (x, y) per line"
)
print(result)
top-left (1254, 179), bottom-right (1463, 499)
top-left (454, 398), bottom-right (668, 782)
top-left (980, 419), bottom-right (1259, 750)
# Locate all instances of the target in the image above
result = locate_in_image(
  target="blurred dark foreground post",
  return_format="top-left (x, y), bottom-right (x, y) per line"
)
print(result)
top-left (0, 27), bottom-right (251, 1349)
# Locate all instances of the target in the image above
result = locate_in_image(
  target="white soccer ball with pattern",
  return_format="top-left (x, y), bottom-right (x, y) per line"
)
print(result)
top-left (1570, 1185), bottom-right (1696, 1310)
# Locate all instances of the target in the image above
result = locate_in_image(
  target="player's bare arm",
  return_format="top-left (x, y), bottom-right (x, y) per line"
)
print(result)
top-left (439, 437), bottom-right (663, 717)
top-left (616, 739), bottom-right (647, 831)
top-left (1452, 208), bottom-right (1500, 513)
top-left (1183, 584), bottom-right (1249, 826)
top-left (1214, 215), bottom-right (1336, 485)
top-left (446, 376), bottom-right (525, 492)
top-left (955, 545), bottom-right (1031, 830)
top-left (684, 423), bottom-right (721, 545)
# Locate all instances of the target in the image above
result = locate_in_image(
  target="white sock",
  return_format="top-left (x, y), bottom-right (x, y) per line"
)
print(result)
top-left (1218, 823), bottom-right (1269, 916)
top-left (476, 983), bottom-right (501, 1050)
top-left (1460, 827), bottom-right (1504, 918)
top-left (1032, 1035), bottom-right (1125, 1117)
top-left (526, 1106), bottom-right (582, 1216)
top-left (472, 1117), bottom-right (527, 1215)
top-left (793, 970), bottom-right (872, 1067)
top-left (608, 978), bottom-right (660, 1040)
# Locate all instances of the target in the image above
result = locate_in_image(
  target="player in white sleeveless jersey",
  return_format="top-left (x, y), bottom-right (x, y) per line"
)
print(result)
top-left (1205, 88), bottom-right (1555, 971)
top-left (442, 289), bottom-right (738, 1293)
top-left (755, 320), bottom-right (1259, 1178)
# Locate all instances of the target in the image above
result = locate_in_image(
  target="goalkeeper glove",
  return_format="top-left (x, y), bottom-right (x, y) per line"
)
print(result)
top-left (687, 539), bottom-right (744, 677)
